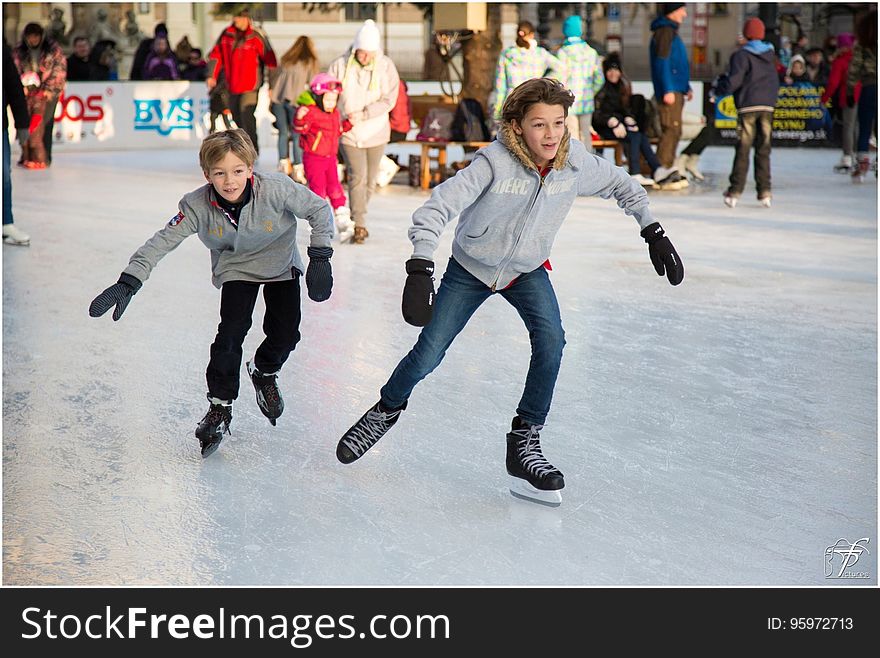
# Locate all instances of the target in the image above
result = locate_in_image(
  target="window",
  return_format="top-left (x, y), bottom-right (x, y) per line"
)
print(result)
top-left (344, 3), bottom-right (377, 22)
top-left (251, 3), bottom-right (278, 22)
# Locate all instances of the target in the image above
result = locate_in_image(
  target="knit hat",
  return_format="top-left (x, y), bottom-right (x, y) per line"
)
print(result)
top-left (659, 3), bottom-right (686, 16)
top-left (742, 17), bottom-right (765, 41)
top-left (837, 32), bottom-right (855, 49)
top-left (562, 15), bottom-right (583, 39)
top-left (353, 19), bottom-right (381, 52)
top-left (602, 52), bottom-right (622, 74)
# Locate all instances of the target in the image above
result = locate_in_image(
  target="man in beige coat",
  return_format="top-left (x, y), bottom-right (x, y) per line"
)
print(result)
top-left (328, 19), bottom-right (400, 244)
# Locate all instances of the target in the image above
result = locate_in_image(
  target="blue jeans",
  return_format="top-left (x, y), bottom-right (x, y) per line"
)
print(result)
top-left (3, 128), bottom-right (12, 226)
top-left (625, 129), bottom-right (661, 175)
top-left (271, 101), bottom-right (301, 164)
top-left (380, 257), bottom-right (566, 426)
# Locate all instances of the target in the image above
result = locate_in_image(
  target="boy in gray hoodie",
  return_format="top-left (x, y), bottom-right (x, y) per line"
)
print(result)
top-left (89, 129), bottom-right (335, 458)
top-left (335, 78), bottom-right (684, 506)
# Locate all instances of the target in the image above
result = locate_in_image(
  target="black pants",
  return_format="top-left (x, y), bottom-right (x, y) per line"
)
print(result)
top-left (230, 91), bottom-right (259, 153)
top-left (206, 278), bottom-right (301, 401)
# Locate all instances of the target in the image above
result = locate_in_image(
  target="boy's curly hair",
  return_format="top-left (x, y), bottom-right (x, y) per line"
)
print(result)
top-left (501, 78), bottom-right (575, 125)
top-left (199, 128), bottom-right (257, 172)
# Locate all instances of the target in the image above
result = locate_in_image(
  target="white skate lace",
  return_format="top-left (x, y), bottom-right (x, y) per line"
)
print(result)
top-left (342, 408), bottom-right (400, 456)
top-left (511, 425), bottom-right (559, 478)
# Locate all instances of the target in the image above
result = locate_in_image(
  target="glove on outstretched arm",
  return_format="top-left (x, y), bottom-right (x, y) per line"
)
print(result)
top-left (401, 258), bottom-right (435, 327)
top-left (306, 246), bottom-right (333, 302)
top-left (640, 223), bottom-right (684, 286)
top-left (89, 273), bottom-right (143, 321)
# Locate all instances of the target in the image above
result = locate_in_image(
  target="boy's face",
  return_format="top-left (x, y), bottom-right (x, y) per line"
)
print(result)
top-left (512, 102), bottom-right (567, 168)
top-left (205, 151), bottom-right (253, 203)
top-left (321, 91), bottom-right (339, 111)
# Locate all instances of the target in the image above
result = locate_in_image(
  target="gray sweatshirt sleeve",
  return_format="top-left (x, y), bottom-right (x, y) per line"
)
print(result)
top-left (283, 179), bottom-right (334, 247)
top-left (122, 201), bottom-right (199, 283)
top-left (408, 154), bottom-right (495, 260)
top-left (577, 153), bottom-right (656, 230)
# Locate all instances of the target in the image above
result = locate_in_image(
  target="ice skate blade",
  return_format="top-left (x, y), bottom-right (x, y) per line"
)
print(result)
top-left (200, 436), bottom-right (224, 458)
top-left (508, 477), bottom-right (563, 507)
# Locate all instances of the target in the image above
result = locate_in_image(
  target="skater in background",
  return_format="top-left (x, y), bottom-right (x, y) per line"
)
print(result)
top-left (327, 19), bottom-right (400, 244)
top-left (269, 35), bottom-right (318, 183)
top-left (89, 129), bottom-right (335, 458)
top-left (821, 32), bottom-right (860, 174)
top-left (714, 17), bottom-right (779, 208)
top-left (3, 38), bottom-right (32, 246)
top-left (206, 7), bottom-right (276, 154)
top-left (848, 8), bottom-right (877, 183)
top-left (293, 73), bottom-right (355, 242)
top-left (336, 78), bottom-right (684, 507)
top-left (555, 14), bottom-right (604, 145)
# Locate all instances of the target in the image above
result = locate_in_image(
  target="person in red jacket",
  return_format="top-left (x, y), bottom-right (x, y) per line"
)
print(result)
top-left (206, 7), bottom-right (276, 153)
top-left (821, 33), bottom-right (861, 173)
top-left (294, 73), bottom-right (355, 241)
top-left (389, 79), bottom-right (412, 142)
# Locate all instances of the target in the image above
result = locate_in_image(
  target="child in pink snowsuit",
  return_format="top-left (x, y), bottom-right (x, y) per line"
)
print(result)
top-left (293, 73), bottom-right (354, 238)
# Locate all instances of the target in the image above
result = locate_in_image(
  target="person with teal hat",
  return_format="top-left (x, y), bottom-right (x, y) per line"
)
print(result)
top-left (556, 15), bottom-right (604, 145)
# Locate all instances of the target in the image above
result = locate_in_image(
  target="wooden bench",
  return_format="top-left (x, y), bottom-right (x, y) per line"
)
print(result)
top-left (395, 140), bottom-right (492, 190)
top-left (592, 137), bottom-right (660, 168)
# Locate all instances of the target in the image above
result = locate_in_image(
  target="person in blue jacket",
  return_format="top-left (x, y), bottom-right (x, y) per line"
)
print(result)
top-left (334, 78), bottom-right (684, 507)
top-left (649, 2), bottom-right (691, 185)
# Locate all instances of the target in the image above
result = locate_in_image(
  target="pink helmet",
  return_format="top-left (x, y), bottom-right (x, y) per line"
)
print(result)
top-left (310, 73), bottom-right (343, 95)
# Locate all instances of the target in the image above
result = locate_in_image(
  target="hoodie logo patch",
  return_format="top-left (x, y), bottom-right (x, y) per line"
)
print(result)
top-left (168, 211), bottom-right (185, 227)
top-left (544, 177), bottom-right (577, 195)
top-left (489, 178), bottom-right (532, 195)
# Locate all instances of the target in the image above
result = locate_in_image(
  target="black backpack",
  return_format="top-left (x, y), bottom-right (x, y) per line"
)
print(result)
top-left (451, 98), bottom-right (490, 142)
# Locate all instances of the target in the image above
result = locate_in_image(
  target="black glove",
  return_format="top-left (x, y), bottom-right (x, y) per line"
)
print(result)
top-left (640, 223), bottom-right (684, 286)
top-left (305, 246), bottom-right (333, 302)
top-left (89, 273), bottom-right (143, 321)
top-left (402, 258), bottom-right (435, 327)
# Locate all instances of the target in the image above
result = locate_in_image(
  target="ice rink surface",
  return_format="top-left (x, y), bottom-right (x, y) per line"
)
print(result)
top-left (2, 145), bottom-right (877, 586)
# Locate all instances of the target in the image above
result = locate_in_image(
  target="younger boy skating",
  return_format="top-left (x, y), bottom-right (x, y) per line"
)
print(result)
top-left (336, 78), bottom-right (684, 506)
top-left (89, 129), bottom-right (334, 457)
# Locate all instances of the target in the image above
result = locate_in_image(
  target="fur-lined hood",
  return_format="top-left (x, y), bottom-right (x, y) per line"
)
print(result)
top-left (497, 121), bottom-right (572, 172)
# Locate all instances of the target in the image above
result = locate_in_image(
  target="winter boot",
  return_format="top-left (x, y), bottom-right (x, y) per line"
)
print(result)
top-left (506, 417), bottom-right (565, 507)
top-left (723, 193), bottom-right (738, 208)
top-left (352, 226), bottom-right (369, 244)
top-left (680, 153), bottom-right (705, 181)
top-left (291, 163), bottom-right (307, 185)
top-left (834, 154), bottom-right (854, 173)
top-left (247, 361), bottom-right (283, 425)
top-left (852, 153), bottom-right (870, 183)
top-left (334, 206), bottom-right (355, 242)
top-left (195, 395), bottom-right (232, 458)
top-left (277, 158), bottom-right (293, 176)
top-left (758, 194), bottom-right (772, 208)
top-left (336, 400), bottom-right (407, 464)
top-left (653, 166), bottom-right (689, 190)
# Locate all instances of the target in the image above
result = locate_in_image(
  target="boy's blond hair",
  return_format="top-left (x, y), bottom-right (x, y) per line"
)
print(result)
top-left (500, 78), bottom-right (575, 126)
top-left (199, 128), bottom-right (258, 172)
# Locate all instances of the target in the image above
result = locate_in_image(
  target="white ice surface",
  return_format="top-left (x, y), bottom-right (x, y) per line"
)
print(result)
top-left (2, 146), bottom-right (877, 586)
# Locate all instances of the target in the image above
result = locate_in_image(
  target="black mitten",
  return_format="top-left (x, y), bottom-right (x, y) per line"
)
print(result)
top-left (89, 273), bottom-right (143, 321)
top-left (306, 246), bottom-right (333, 302)
top-left (401, 258), bottom-right (435, 327)
top-left (640, 223), bottom-right (684, 286)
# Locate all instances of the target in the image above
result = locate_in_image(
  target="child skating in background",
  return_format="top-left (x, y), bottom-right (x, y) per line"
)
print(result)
top-left (336, 78), bottom-right (684, 507)
top-left (294, 73), bottom-right (356, 242)
top-left (89, 129), bottom-right (335, 458)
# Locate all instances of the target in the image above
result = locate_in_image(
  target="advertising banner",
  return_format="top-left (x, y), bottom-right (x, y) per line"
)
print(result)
top-left (714, 81), bottom-right (833, 144)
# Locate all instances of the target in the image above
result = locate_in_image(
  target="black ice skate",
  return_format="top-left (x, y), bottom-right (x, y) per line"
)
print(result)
top-left (506, 417), bottom-right (565, 507)
top-left (336, 401), bottom-right (406, 464)
top-left (195, 396), bottom-right (232, 458)
top-left (247, 361), bottom-right (283, 426)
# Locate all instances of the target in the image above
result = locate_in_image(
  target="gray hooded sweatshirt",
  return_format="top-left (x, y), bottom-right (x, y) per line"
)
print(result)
top-left (409, 124), bottom-right (657, 290)
top-left (123, 172), bottom-right (333, 289)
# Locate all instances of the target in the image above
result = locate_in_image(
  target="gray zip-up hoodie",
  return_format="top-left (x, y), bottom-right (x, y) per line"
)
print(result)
top-left (123, 172), bottom-right (333, 289)
top-left (409, 124), bottom-right (656, 290)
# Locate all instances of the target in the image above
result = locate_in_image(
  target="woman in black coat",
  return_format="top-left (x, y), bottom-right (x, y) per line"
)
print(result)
top-left (593, 53), bottom-right (669, 186)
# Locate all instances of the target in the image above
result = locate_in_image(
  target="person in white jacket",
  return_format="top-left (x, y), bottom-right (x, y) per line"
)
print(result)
top-left (327, 20), bottom-right (400, 244)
